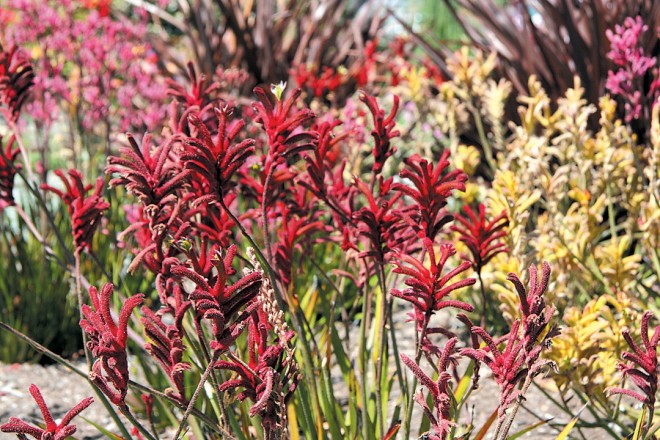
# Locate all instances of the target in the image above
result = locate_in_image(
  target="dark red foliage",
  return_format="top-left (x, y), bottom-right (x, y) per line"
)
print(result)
top-left (608, 311), bottom-right (660, 408)
top-left (0, 134), bottom-right (19, 210)
top-left (0, 43), bottom-right (34, 123)
top-left (42, 169), bottom-right (110, 252)
top-left (80, 283), bottom-right (144, 406)
top-left (401, 338), bottom-right (458, 440)
top-left (393, 151), bottom-right (467, 241)
top-left (215, 313), bottom-right (299, 436)
top-left (183, 106), bottom-right (256, 204)
top-left (391, 238), bottom-right (475, 346)
top-left (167, 244), bottom-right (262, 354)
top-left (359, 92), bottom-right (399, 175)
top-left (0, 384), bottom-right (93, 440)
top-left (451, 203), bottom-right (508, 272)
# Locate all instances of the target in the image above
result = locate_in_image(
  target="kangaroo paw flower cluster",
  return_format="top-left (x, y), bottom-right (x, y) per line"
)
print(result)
top-left (0, 385), bottom-right (92, 440)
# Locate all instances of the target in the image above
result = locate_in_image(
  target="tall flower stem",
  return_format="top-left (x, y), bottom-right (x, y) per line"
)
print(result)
top-left (119, 405), bottom-right (158, 440)
top-left (8, 121), bottom-right (36, 184)
top-left (192, 317), bottom-right (229, 428)
top-left (496, 374), bottom-right (533, 439)
top-left (74, 251), bottom-right (92, 369)
top-left (374, 263), bottom-right (389, 437)
top-left (15, 167), bottom-right (72, 265)
top-left (261, 165), bottom-right (276, 265)
top-left (174, 350), bottom-right (221, 439)
top-left (357, 274), bottom-right (372, 439)
top-left (128, 380), bottom-right (233, 438)
top-left (219, 193), bottom-right (325, 432)
top-left (402, 317), bottom-right (430, 439)
top-left (477, 271), bottom-right (488, 328)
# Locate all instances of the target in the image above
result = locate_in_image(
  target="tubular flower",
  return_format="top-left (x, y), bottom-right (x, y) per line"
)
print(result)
top-left (252, 85), bottom-right (317, 159)
top-left (42, 169), bottom-right (110, 252)
top-left (167, 244), bottom-right (263, 354)
top-left (183, 106), bottom-right (256, 204)
top-left (0, 43), bottom-right (34, 123)
top-left (394, 151), bottom-right (468, 241)
top-left (80, 283), bottom-right (145, 406)
top-left (451, 203), bottom-right (508, 272)
top-left (359, 91), bottom-right (399, 175)
top-left (461, 322), bottom-right (527, 417)
top-left (507, 261), bottom-right (558, 367)
top-left (140, 288), bottom-right (192, 404)
top-left (353, 176), bottom-right (413, 263)
top-left (107, 133), bottom-right (189, 213)
top-left (401, 338), bottom-right (459, 440)
top-left (0, 134), bottom-right (20, 210)
top-left (0, 384), bottom-right (93, 440)
top-left (215, 313), bottom-right (300, 439)
top-left (272, 204), bottom-right (325, 286)
top-left (166, 61), bottom-right (220, 111)
top-left (300, 119), bottom-right (349, 201)
top-left (608, 311), bottom-right (660, 409)
top-left (391, 238), bottom-right (475, 346)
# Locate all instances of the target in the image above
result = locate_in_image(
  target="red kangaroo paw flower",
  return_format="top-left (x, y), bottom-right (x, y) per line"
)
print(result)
top-left (1, 384), bottom-right (92, 440)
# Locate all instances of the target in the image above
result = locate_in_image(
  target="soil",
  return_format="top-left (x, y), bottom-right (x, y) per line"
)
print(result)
top-left (0, 309), bottom-right (620, 439)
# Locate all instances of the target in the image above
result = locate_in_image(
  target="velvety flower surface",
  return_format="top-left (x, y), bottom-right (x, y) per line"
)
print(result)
top-left (391, 238), bottom-right (475, 349)
top-left (80, 283), bottom-right (144, 405)
top-left (0, 384), bottom-right (93, 440)
top-left (0, 134), bottom-right (20, 210)
top-left (360, 92), bottom-right (399, 174)
top-left (0, 43), bottom-right (34, 122)
top-left (608, 311), bottom-right (660, 409)
top-left (394, 151), bottom-right (468, 241)
top-left (451, 203), bottom-right (508, 272)
top-left (401, 338), bottom-right (459, 440)
top-left (42, 169), bottom-right (110, 252)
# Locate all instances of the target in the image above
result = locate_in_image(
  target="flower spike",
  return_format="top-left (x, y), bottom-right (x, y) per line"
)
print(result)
top-left (42, 169), bottom-right (110, 252)
top-left (0, 384), bottom-right (93, 440)
top-left (608, 311), bottom-right (660, 409)
top-left (0, 134), bottom-right (20, 210)
top-left (0, 43), bottom-right (35, 123)
top-left (451, 203), bottom-right (508, 272)
top-left (80, 283), bottom-right (144, 405)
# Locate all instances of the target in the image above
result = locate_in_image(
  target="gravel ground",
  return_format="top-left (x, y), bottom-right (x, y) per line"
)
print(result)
top-left (0, 361), bottom-right (130, 439)
top-left (0, 360), bottom-right (615, 440)
top-left (0, 309), bottom-right (618, 440)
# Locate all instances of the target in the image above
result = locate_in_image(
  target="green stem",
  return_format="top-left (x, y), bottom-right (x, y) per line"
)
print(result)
top-left (477, 270), bottom-right (487, 328)
top-left (174, 350), bottom-right (221, 439)
top-left (128, 380), bottom-right (232, 438)
top-left (119, 405), bottom-right (158, 440)
top-left (357, 277), bottom-right (371, 440)
top-left (74, 251), bottom-right (92, 369)
top-left (470, 108), bottom-right (495, 176)
top-left (374, 263), bottom-right (389, 437)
